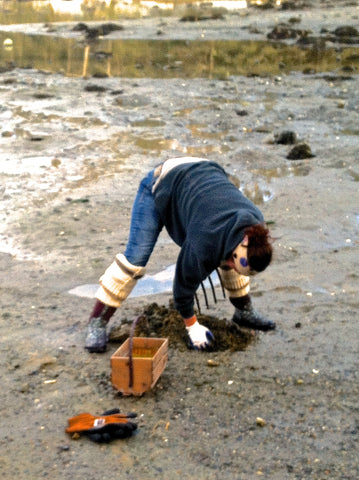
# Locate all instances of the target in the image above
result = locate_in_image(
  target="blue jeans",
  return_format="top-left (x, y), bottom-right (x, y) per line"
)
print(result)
top-left (124, 169), bottom-right (163, 267)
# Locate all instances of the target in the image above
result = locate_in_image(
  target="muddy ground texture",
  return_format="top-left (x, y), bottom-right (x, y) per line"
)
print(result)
top-left (1, 2), bottom-right (359, 480)
top-left (110, 302), bottom-right (256, 352)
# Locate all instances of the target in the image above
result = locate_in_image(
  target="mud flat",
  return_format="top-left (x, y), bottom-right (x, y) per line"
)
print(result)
top-left (0, 3), bottom-right (358, 479)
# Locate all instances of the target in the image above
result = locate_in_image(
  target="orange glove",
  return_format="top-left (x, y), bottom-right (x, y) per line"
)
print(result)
top-left (66, 408), bottom-right (137, 442)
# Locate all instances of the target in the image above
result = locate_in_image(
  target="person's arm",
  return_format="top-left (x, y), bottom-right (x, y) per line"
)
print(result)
top-left (174, 243), bottom-right (214, 350)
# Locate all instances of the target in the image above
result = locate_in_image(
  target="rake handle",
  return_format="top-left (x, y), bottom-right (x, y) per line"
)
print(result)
top-left (128, 315), bottom-right (143, 389)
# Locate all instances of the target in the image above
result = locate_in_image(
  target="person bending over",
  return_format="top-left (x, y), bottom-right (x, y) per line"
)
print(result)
top-left (85, 157), bottom-right (274, 353)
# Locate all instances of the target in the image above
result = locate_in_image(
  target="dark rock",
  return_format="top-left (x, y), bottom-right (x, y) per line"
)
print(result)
top-left (98, 23), bottom-right (124, 36)
top-left (322, 74), bottom-right (353, 82)
top-left (72, 22), bottom-right (88, 32)
top-left (111, 89), bottom-right (124, 95)
top-left (32, 93), bottom-right (55, 99)
top-left (296, 36), bottom-right (325, 48)
top-left (274, 130), bottom-right (297, 145)
top-left (287, 143), bottom-right (314, 160)
top-left (342, 65), bottom-right (356, 73)
top-left (84, 84), bottom-right (107, 92)
top-left (92, 72), bottom-right (109, 79)
top-left (235, 109), bottom-right (249, 116)
top-left (333, 26), bottom-right (359, 37)
top-left (72, 22), bottom-right (124, 42)
top-left (280, 0), bottom-right (310, 10)
top-left (267, 24), bottom-right (300, 40)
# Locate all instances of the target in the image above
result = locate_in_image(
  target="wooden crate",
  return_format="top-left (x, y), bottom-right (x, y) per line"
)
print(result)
top-left (111, 337), bottom-right (168, 396)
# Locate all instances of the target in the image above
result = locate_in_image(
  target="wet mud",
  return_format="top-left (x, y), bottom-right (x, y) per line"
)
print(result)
top-left (109, 302), bottom-right (256, 352)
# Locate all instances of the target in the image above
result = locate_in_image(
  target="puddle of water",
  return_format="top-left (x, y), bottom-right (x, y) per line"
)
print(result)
top-left (1, 32), bottom-right (358, 78)
top-left (131, 119), bottom-right (166, 128)
top-left (241, 183), bottom-right (273, 204)
top-left (251, 165), bottom-right (311, 181)
top-left (185, 144), bottom-right (231, 155)
top-left (134, 136), bottom-right (183, 152)
top-left (174, 108), bottom-right (195, 117)
top-left (129, 133), bottom-right (230, 155)
top-left (187, 123), bottom-right (228, 139)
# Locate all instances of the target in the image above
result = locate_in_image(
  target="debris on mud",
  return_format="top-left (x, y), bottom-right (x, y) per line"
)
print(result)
top-left (109, 303), bottom-right (257, 352)
top-left (267, 24), bottom-right (310, 40)
top-left (274, 130), bottom-right (297, 145)
top-left (287, 142), bottom-right (315, 160)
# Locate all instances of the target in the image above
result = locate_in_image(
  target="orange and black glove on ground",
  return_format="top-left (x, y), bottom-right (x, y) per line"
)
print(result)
top-left (66, 408), bottom-right (137, 443)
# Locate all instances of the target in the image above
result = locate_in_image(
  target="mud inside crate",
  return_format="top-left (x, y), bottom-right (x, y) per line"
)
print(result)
top-left (111, 337), bottom-right (168, 395)
top-left (131, 345), bottom-right (158, 357)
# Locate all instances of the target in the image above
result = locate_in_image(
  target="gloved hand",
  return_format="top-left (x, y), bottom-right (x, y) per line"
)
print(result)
top-left (66, 408), bottom-right (137, 443)
top-left (184, 315), bottom-right (214, 350)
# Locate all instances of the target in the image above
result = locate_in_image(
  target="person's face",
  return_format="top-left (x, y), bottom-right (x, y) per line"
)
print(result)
top-left (226, 236), bottom-right (257, 276)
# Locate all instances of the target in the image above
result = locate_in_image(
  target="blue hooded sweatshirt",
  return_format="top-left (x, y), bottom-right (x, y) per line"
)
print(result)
top-left (153, 161), bottom-right (264, 318)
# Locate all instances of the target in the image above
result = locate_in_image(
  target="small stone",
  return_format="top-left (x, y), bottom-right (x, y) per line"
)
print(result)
top-left (256, 417), bottom-right (266, 427)
top-left (207, 359), bottom-right (220, 367)
top-left (58, 444), bottom-right (70, 451)
top-left (235, 109), bottom-right (249, 116)
top-left (2, 131), bottom-right (13, 138)
top-left (20, 383), bottom-right (30, 393)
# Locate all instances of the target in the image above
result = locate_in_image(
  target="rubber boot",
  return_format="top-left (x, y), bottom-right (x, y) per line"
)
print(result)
top-left (85, 301), bottom-right (116, 353)
top-left (230, 294), bottom-right (276, 331)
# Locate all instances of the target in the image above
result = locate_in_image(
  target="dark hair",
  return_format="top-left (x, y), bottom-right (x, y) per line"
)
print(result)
top-left (245, 224), bottom-right (273, 272)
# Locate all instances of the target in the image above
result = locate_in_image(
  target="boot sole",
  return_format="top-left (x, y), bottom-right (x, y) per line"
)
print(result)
top-left (85, 345), bottom-right (107, 353)
top-left (233, 320), bottom-right (276, 331)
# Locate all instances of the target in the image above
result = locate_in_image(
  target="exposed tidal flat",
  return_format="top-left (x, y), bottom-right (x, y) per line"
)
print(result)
top-left (0, 1), bottom-right (358, 479)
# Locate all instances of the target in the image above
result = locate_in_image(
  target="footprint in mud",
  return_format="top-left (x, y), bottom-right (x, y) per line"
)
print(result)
top-left (109, 302), bottom-right (257, 352)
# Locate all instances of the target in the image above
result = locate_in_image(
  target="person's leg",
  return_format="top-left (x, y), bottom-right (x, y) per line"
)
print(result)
top-left (95, 169), bottom-right (163, 307)
top-left (218, 266), bottom-right (275, 331)
top-left (230, 295), bottom-right (276, 331)
top-left (124, 169), bottom-right (164, 267)
top-left (86, 170), bottom-right (163, 352)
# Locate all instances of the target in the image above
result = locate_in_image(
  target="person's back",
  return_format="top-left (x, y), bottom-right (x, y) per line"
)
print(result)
top-left (153, 160), bottom-right (264, 261)
top-left (85, 157), bottom-right (275, 354)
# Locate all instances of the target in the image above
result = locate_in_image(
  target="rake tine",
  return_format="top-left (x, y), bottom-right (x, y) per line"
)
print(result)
top-left (208, 275), bottom-right (217, 304)
top-left (195, 293), bottom-right (201, 315)
top-left (200, 281), bottom-right (209, 309)
top-left (216, 268), bottom-right (226, 299)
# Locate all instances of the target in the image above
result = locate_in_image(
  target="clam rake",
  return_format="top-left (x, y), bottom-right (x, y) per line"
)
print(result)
top-left (195, 268), bottom-right (226, 315)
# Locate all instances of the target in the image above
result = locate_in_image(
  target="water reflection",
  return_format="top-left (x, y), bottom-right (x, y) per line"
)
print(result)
top-left (1, 32), bottom-right (358, 78)
top-left (251, 164), bottom-right (311, 181)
